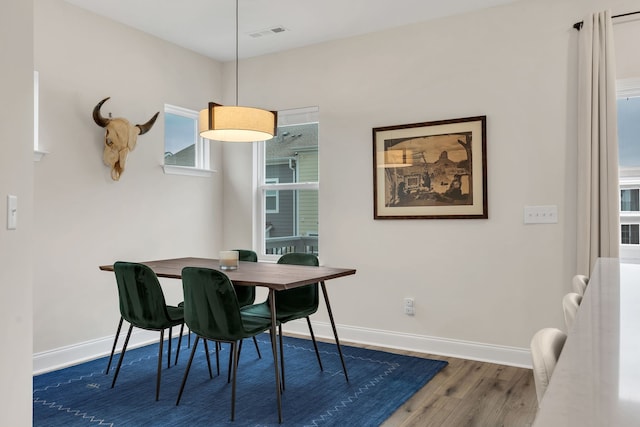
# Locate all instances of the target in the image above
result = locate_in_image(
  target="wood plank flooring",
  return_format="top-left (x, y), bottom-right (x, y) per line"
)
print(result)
top-left (367, 345), bottom-right (538, 427)
top-left (292, 333), bottom-right (539, 427)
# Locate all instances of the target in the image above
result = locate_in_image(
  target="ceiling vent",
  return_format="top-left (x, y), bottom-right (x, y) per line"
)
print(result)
top-left (248, 26), bottom-right (289, 38)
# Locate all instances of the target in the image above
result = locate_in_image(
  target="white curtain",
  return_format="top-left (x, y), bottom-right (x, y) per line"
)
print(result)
top-left (576, 10), bottom-right (620, 276)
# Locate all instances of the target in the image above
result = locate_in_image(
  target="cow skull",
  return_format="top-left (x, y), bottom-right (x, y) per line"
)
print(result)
top-left (92, 97), bottom-right (159, 181)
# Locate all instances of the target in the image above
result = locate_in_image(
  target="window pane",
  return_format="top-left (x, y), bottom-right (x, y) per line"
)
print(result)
top-left (621, 189), bottom-right (640, 211)
top-left (622, 225), bottom-right (630, 244)
top-left (265, 191), bottom-right (278, 212)
top-left (622, 224), bottom-right (640, 245)
top-left (618, 97), bottom-right (640, 167)
top-left (164, 112), bottom-right (196, 167)
top-left (265, 123), bottom-right (318, 184)
top-left (265, 189), bottom-right (319, 255)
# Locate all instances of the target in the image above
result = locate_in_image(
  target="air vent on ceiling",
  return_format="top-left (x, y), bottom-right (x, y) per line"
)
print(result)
top-left (248, 26), bottom-right (289, 38)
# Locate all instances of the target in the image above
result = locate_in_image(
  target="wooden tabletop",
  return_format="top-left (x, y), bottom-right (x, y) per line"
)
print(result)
top-left (99, 257), bottom-right (356, 290)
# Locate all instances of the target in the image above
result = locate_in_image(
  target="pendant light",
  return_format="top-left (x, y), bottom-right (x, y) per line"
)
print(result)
top-left (199, 0), bottom-right (277, 142)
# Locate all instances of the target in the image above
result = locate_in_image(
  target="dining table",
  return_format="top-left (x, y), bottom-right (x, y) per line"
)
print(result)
top-left (100, 256), bottom-right (356, 423)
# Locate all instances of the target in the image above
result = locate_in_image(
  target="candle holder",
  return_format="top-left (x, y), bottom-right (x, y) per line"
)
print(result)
top-left (219, 250), bottom-right (239, 270)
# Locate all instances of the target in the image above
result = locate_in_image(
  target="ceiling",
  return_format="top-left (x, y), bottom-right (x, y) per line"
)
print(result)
top-left (64, 0), bottom-right (520, 62)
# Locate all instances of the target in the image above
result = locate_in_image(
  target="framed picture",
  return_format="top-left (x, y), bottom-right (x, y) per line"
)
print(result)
top-left (373, 116), bottom-right (487, 219)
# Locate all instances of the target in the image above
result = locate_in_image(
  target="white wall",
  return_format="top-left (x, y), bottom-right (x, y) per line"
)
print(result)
top-left (222, 0), bottom-right (640, 363)
top-left (32, 0), bottom-right (224, 355)
top-left (0, 0), bottom-right (34, 424)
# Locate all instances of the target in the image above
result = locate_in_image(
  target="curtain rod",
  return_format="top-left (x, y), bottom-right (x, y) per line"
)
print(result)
top-left (573, 11), bottom-right (640, 30)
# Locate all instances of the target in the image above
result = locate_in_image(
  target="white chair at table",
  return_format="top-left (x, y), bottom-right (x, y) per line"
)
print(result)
top-left (562, 292), bottom-right (582, 332)
top-left (572, 274), bottom-right (589, 296)
top-left (530, 328), bottom-right (567, 406)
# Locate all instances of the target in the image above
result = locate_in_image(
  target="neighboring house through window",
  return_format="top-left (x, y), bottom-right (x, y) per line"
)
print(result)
top-left (256, 107), bottom-right (319, 258)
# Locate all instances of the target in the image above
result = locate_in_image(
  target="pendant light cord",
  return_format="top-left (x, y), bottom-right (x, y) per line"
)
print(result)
top-left (235, 0), bottom-right (239, 106)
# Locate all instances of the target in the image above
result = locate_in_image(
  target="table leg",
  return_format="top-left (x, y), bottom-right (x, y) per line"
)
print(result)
top-left (320, 281), bottom-right (349, 382)
top-left (269, 289), bottom-right (283, 423)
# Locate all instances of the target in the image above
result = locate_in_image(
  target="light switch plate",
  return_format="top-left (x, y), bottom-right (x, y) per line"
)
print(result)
top-left (7, 195), bottom-right (17, 230)
top-left (524, 205), bottom-right (558, 224)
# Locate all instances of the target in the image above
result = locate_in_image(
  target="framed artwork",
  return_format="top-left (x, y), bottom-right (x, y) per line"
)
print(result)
top-left (373, 116), bottom-right (487, 219)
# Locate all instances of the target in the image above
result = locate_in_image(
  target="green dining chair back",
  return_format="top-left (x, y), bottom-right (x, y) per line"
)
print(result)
top-left (233, 249), bottom-right (258, 307)
top-left (273, 253), bottom-right (320, 318)
top-left (181, 267), bottom-right (247, 340)
top-left (111, 261), bottom-right (184, 401)
top-left (176, 267), bottom-right (279, 421)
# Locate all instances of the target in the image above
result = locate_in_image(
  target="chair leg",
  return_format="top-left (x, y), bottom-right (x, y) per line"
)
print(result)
top-left (307, 317), bottom-right (323, 371)
top-left (111, 324), bottom-right (133, 389)
top-left (215, 341), bottom-right (220, 376)
top-left (227, 344), bottom-right (232, 383)
top-left (279, 324), bottom-right (285, 391)
top-left (230, 341), bottom-right (240, 421)
top-left (167, 327), bottom-right (172, 369)
top-left (174, 323), bottom-right (185, 366)
top-left (203, 339), bottom-right (213, 379)
top-left (176, 336), bottom-right (200, 406)
top-left (252, 336), bottom-right (262, 358)
top-left (156, 329), bottom-right (164, 401)
top-left (105, 316), bottom-right (124, 375)
top-left (228, 340), bottom-right (243, 383)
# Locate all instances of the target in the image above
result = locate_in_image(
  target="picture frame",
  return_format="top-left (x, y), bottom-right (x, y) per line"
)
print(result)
top-left (373, 116), bottom-right (487, 219)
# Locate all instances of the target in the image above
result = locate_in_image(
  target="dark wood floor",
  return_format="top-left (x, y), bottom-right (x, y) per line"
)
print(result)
top-left (295, 334), bottom-right (539, 427)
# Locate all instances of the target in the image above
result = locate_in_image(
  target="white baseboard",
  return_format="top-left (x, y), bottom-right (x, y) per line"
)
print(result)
top-left (32, 327), bottom-right (186, 376)
top-left (33, 322), bottom-right (532, 375)
top-left (282, 321), bottom-right (533, 369)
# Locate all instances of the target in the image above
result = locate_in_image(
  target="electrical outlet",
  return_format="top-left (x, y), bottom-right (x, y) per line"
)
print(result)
top-left (403, 297), bottom-right (415, 315)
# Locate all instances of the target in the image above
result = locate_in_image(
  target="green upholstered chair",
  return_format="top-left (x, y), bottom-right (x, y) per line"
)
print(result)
top-left (176, 267), bottom-right (279, 421)
top-left (241, 252), bottom-right (323, 390)
top-left (110, 262), bottom-right (185, 401)
top-left (183, 249), bottom-right (262, 381)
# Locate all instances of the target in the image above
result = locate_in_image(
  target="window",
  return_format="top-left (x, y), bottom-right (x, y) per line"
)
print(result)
top-left (618, 78), bottom-right (640, 259)
top-left (255, 107), bottom-right (319, 259)
top-left (162, 104), bottom-right (212, 176)
top-left (621, 189), bottom-right (640, 211)
top-left (265, 178), bottom-right (280, 213)
top-left (622, 224), bottom-right (640, 245)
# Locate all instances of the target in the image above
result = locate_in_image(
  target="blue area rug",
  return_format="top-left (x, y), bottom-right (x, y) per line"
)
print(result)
top-left (33, 335), bottom-right (447, 426)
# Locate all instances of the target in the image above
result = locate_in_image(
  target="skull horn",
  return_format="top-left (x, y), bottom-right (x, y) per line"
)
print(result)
top-left (136, 112), bottom-right (160, 135)
top-left (92, 97), bottom-right (111, 128)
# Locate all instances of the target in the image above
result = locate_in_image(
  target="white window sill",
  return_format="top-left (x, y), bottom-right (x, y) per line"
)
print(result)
top-left (34, 150), bottom-right (48, 161)
top-left (162, 165), bottom-right (216, 177)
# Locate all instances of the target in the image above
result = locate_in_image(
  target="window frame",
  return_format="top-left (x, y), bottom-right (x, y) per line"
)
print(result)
top-left (162, 104), bottom-right (214, 177)
top-left (617, 78), bottom-right (640, 259)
